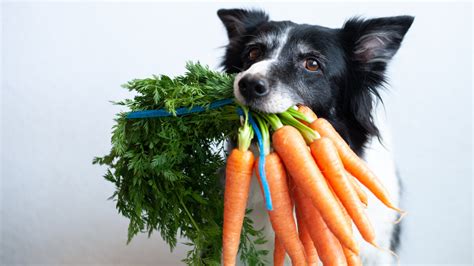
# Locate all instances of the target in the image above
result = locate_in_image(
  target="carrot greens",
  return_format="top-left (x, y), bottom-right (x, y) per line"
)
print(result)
top-left (93, 63), bottom-right (267, 265)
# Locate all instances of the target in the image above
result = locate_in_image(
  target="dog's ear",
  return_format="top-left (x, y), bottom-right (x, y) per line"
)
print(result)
top-left (339, 16), bottom-right (413, 146)
top-left (217, 9), bottom-right (269, 40)
top-left (217, 9), bottom-right (269, 73)
top-left (342, 16), bottom-right (414, 75)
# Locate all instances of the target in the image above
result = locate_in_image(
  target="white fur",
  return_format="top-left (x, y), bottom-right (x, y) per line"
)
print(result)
top-left (233, 61), bottom-right (298, 113)
top-left (270, 28), bottom-right (291, 59)
top-left (358, 105), bottom-right (400, 265)
top-left (243, 104), bottom-right (401, 265)
top-left (233, 60), bottom-right (273, 105)
top-left (252, 28), bottom-right (291, 59)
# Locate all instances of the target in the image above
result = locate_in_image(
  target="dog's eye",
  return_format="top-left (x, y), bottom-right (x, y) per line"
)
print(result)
top-left (304, 58), bottom-right (319, 71)
top-left (249, 48), bottom-right (262, 61)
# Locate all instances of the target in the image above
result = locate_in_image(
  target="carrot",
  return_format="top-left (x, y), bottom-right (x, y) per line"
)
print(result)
top-left (310, 118), bottom-right (402, 212)
top-left (272, 125), bottom-right (358, 253)
top-left (295, 206), bottom-right (319, 265)
top-left (256, 153), bottom-right (306, 266)
top-left (311, 137), bottom-right (376, 245)
top-left (329, 178), bottom-right (363, 266)
top-left (293, 186), bottom-right (347, 266)
top-left (291, 105), bottom-right (369, 207)
top-left (347, 171), bottom-right (368, 207)
top-left (327, 177), bottom-right (352, 229)
top-left (289, 177), bottom-right (319, 265)
top-left (222, 149), bottom-right (254, 266)
top-left (274, 236), bottom-right (286, 266)
top-left (297, 105), bottom-right (318, 124)
top-left (222, 111), bottom-right (255, 266)
top-left (343, 248), bottom-right (363, 266)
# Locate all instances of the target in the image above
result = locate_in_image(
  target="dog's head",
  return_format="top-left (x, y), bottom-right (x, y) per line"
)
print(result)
top-left (217, 9), bottom-right (413, 149)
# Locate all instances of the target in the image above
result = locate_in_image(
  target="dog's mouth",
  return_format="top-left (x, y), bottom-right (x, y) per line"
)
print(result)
top-left (232, 71), bottom-right (304, 114)
top-left (234, 89), bottom-right (304, 114)
top-left (244, 99), bottom-right (296, 114)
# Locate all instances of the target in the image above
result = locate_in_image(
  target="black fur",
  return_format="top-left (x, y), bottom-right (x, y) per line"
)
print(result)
top-left (217, 9), bottom-right (270, 73)
top-left (340, 16), bottom-right (415, 152)
top-left (218, 9), bottom-right (413, 156)
top-left (391, 216), bottom-right (402, 252)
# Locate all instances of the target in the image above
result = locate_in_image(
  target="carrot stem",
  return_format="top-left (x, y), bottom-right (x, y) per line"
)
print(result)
top-left (286, 107), bottom-right (312, 124)
top-left (265, 113), bottom-right (284, 130)
top-left (248, 111), bottom-right (273, 211)
top-left (279, 112), bottom-right (320, 143)
top-left (254, 113), bottom-right (270, 155)
top-left (237, 106), bottom-right (253, 151)
top-left (176, 191), bottom-right (200, 232)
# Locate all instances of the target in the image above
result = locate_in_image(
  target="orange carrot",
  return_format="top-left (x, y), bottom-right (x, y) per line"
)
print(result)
top-left (321, 166), bottom-right (364, 266)
top-left (327, 176), bottom-right (363, 266)
top-left (289, 177), bottom-right (319, 265)
top-left (329, 178), bottom-right (363, 266)
top-left (297, 105), bottom-right (318, 124)
top-left (336, 202), bottom-right (362, 266)
top-left (295, 206), bottom-right (319, 265)
top-left (293, 186), bottom-right (347, 266)
top-left (343, 247), bottom-right (363, 266)
top-left (327, 177), bottom-right (352, 229)
top-left (311, 137), bottom-right (376, 245)
top-left (274, 236), bottom-right (286, 266)
top-left (272, 126), bottom-right (358, 253)
top-left (347, 171), bottom-right (368, 207)
top-left (310, 118), bottom-right (402, 212)
top-left (222, 149), bottom-right (254, 266)
top-left (256, 153), bottom-right (306, 266)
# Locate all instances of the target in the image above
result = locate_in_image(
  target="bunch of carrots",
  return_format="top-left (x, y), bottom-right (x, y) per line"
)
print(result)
top-left (223, 105), bottom-right (405, 266)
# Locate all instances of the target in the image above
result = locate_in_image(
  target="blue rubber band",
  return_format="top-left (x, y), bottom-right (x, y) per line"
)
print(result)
top-left (239, 110), bottom-right (272, 211)
top-left (126, 98), bottom-right (234, 119)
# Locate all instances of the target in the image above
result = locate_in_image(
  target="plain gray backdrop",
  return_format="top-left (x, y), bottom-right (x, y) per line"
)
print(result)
top-left (1, 1), bottom-right (473, 265)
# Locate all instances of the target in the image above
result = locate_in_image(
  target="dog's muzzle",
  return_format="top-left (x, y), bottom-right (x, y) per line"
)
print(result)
top-left (238, 74), bottom-right (270, 100)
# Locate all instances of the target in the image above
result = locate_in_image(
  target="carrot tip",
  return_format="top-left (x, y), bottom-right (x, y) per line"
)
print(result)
top-left (388, 204), bottom-right (406, 215)
top-left (371, 242), bottom-right (400, 265)
top-left (392, 210), bottom-right (408, 224)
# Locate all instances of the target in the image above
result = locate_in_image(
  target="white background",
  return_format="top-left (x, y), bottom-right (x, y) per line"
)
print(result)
top-left (1, 1), bottom-right (472, 265)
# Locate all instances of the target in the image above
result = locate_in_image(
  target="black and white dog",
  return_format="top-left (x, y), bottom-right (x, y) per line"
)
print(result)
top-left (217, 8), bottom-right (413, 265)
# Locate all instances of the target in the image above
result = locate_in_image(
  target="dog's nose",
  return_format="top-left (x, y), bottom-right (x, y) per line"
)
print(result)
top-left (238, 75), bottom-right (269, 99)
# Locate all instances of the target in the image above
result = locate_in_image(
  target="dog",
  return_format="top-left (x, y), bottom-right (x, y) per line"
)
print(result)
top-left (217, 8), bottom-right (413, 265)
